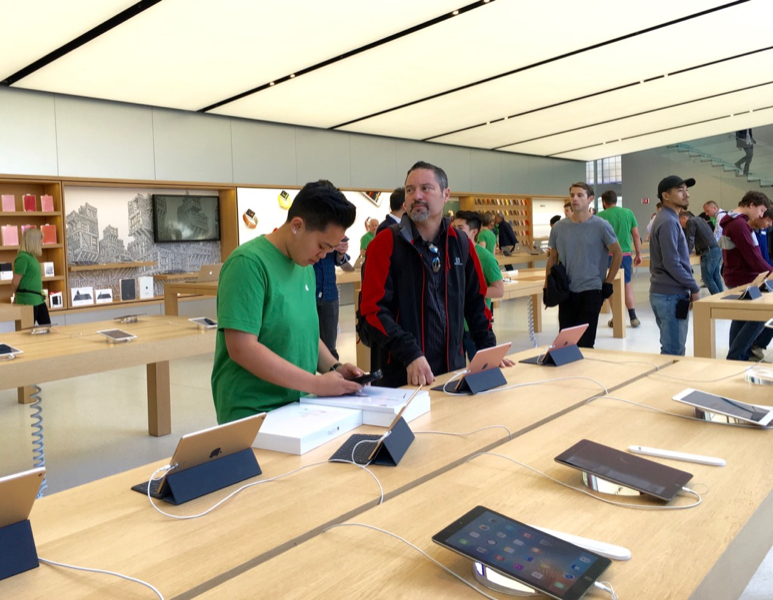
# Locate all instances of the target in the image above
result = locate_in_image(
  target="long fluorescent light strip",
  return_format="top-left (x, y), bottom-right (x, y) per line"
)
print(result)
top-left (198, 0), bottom-right (494, 113)
top-left (468, 44), bottom-right (773, 147)
top-left (549, 104), bottom-right (773, 158)
top-left (1, 0), bottom-right (163, 86)
top-left (331, 0), bottom-right (750, 131)
top-left (496, 77), bottom-right (773, 151)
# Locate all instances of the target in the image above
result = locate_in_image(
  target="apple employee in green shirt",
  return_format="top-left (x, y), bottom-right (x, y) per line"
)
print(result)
top-left (453, 210), bottom-right (504, 361)
top-left (212, 181), bottom-right (363, 424)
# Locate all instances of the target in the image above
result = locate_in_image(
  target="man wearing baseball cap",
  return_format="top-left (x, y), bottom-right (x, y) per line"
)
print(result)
top-left (649, 176), bottom-right (701, 355)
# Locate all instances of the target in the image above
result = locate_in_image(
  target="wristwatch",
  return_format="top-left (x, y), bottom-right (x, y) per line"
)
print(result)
top-left (242, 208), bottom-right (258, 229)
top-left (329, 362), bottom-right (343, 372)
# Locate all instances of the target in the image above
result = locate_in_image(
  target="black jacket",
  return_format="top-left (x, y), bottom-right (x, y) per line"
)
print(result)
top-left (359, 216), bottom-right (496, 387)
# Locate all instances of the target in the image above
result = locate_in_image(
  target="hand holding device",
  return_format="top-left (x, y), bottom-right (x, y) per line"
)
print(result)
top-left (350, 369), bottom-right (382, 385)
top-left (315, 371), bottom-right (362, 397)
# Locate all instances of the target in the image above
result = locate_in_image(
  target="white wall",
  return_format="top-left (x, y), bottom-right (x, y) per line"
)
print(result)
top-left (0, 86), bottom-right (584, 196)
top-left (623, 146), bottom-right (771, 230)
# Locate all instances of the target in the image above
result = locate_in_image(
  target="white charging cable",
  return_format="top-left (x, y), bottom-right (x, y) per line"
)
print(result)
top-left (414, 424), bottom-right (513, 440)
top-left (473, 452), bottom-right (702, 511)
top-left (594, 579), bottom-right (620, 599)
top-left (38, 557), bottom-right (164, 599)
top-left (587, 395), bottom-right (773, 430)
top-left (324, 522), bottom-right (499, 600)
top-left (146, 459), bottom-right (385, 518)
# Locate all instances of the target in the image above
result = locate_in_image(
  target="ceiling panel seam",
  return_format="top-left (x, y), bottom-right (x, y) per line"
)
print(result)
top-left (330, 0), bottom-right (750, 130)
top-left (2, 0), bottom-right (164, 87)
top-left (198, 0), bottom-right (494, 114)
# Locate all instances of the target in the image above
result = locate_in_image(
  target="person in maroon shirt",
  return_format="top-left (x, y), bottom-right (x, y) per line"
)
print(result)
top-left (719, 191), bottom-right (772, 361)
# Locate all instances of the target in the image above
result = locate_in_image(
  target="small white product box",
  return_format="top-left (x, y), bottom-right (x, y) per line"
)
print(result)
top-left (301, 386), bottom-right (430, 427)
top-left (253, 403), bottom-right (362, 455)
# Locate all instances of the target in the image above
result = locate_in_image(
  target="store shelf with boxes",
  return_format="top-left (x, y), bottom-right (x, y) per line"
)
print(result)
top-left (0, 178), bottom-right (66, 309)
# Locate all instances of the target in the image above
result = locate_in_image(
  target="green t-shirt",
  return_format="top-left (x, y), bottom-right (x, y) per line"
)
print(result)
top-left (476, 228), bottom-right (497, 254)
top-left (13, 252), bottom-right (44, 306)
top-left (597, 206), bottom-right (638, 253)
top-left (360, 231), bottom-right (375, 251)
top-left (475, 243), bottom-right (503, 310)
top-left (211, 236), bottom-right (319, 423)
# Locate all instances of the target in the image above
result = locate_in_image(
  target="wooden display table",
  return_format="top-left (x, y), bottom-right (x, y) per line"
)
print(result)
top-left (496, 251), bottom-right (547, 269)
top-left (0, 302), bottom-right (34, 330)
top-left (163, 280), bottom-right (218, 316)
top-left (199, 358), bottom-right (773, 599)
top-left (0, 349), bottom-right (670, 599)
top-left (0, 316), bottom-right (215, 435)
top-left (693, 284), bottom-right (773, 358)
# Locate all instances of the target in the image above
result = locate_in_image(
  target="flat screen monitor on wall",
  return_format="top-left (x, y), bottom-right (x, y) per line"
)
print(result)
top-left (152, 194), bottom-right (220, 243)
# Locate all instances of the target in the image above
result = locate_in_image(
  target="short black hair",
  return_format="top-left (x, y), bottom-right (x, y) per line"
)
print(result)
top-left (287, 181), bottom-right (356, 231)
top-left (390, 187), bottom-right (405, 211)
top-left (550, 215), bottom-right (561, 226)
top-left (739, 191), bottom-right (771, 208)
top-left (454, 210), bottom-right (482, 233)
top-left (406, 161), bottom-right (448, 190)
top-left (601, 190), bottom-right (617, 205)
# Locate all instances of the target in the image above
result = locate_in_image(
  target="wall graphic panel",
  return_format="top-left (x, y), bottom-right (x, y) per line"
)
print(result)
top-left (65, 186), bottom-right (221, 298)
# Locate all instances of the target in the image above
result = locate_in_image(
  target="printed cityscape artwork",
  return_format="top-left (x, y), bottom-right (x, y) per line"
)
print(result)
top-left (65, 187), bottom-right (220, 299)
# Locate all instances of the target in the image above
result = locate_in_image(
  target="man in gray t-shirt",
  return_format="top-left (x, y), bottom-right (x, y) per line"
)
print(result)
top-left (546, 182), bottom-right (622, 348)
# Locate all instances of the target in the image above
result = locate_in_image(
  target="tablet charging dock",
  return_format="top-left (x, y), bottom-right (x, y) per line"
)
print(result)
top-left (472, 563), bottom-right (538, 596)
top-left (692, 407), bottom-right (747, 425)
top-left (581, 472), bottom-right (641, 497)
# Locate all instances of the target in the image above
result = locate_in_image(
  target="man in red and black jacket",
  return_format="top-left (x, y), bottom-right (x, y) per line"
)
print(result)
top-left (359, 161), bottom-right (503, 388)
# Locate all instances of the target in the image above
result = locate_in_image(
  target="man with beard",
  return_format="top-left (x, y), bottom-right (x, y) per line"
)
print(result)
top-left (359, 161), bottom-right (506, 388)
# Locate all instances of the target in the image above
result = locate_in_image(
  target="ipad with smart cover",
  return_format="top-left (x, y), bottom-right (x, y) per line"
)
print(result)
top-left (673, 389), bottom-right (773, 426)
top-left (555, 439), bottom-right (692, 502)
top-left (433, 506), bottom-right (611, 600)
top-left (132, 413), bottom-right (266, 498)
top-left (445, 342), bottom-right (511, 391)
top-left (0, 467), bottom-right (45, 528)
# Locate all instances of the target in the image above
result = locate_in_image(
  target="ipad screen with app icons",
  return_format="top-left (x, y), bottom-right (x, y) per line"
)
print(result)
top-left (433, 506), bottom-right (610, 600)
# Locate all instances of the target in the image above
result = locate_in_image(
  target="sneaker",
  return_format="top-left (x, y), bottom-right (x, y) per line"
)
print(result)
top-left (630, 318), bottom-right (641, 328)
top-left (608, 319), bottom-right (614, 328)
top-left (750, 346), bottom-right (765, 360)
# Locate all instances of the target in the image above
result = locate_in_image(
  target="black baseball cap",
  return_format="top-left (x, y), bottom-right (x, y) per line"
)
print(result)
top-left (657, 175), bottom-right (695, 200)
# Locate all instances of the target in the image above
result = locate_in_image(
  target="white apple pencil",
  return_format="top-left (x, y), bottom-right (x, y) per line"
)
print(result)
top-left (628, 445), bottom-right (725, 467)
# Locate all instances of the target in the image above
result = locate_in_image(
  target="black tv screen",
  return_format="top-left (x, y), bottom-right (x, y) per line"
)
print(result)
top-left (152, 194), bottom-right (220, 243)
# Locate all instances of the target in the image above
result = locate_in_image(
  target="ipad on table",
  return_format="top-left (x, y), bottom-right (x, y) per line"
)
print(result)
top-left (0, 467), bottom-right (45, 528)
top-left (0, 343), bottom-right (23, 358)
top-left (448, 342), bottom-right (511, 391)
top-left (673, 388), bottom-right (773, 426)
top-left (132, 412), bottom-right (266, 498)
top-left (554, 439), bottom-right (692, 502)
top-left (433, 505), bottom-right (611, 600)
top-left (97, 329), bottom-right (136, 343)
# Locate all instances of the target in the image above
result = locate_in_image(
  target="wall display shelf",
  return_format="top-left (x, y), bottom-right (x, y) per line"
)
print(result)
top-left (69, 261), bottom-right (157, 272)
top-left (459, 194), bottom-right (569, 249)
top-left (0, 178), bottom-right (66, 308)
top-left (459, 195), bottom-right (535, 248)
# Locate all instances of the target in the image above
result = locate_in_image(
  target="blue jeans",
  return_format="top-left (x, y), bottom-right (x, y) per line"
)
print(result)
top-left (699, 247), bottom-right (724, 295)
top-left (728, 321), bottom-right (767, 361)
top-left (650, 293), bottom-right (689, 356)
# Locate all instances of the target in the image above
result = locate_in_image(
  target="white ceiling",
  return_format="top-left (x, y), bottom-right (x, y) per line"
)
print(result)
top-left (3, 0), bottom-right (772, 161)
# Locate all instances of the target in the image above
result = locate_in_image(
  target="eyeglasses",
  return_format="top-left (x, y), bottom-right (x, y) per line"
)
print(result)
top-left (429, 244), bottom-right (441, 274)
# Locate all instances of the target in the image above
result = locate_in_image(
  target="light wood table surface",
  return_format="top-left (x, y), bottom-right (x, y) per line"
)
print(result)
top-left (0, 315), bottom-right (215, 435)
top-left (0, 349), bottom-right (671, 600)
top-left (163, 281), bottom-right (218, 316)
top-left (0, 301), bottom-right (34, 329)
top-left (693, 284), bottom-right (773, 358)
top-left (199, 357), bottom-right (773, 599)
top-left (496, 252), bottom-right (548, 269)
